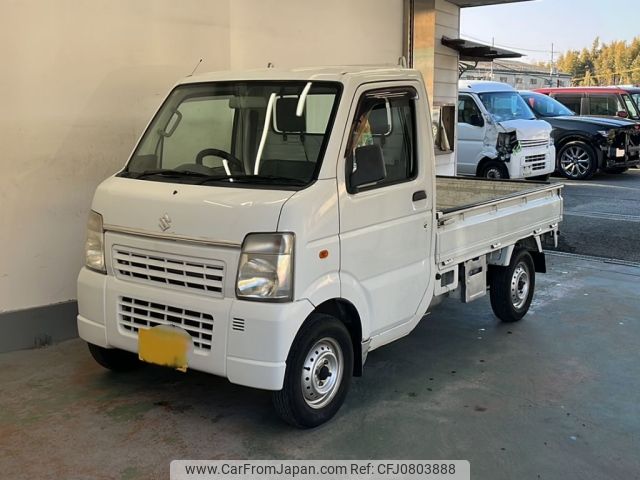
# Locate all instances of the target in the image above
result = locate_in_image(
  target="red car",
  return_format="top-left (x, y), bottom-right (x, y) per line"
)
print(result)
top-left (534, 87), bottom-right (640, 121)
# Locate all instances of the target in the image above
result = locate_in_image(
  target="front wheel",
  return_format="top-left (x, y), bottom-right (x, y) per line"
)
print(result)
top-left (481, 160), bottom-right (509, 180)
top-left (558, 141), bottom-right (597, 180)
top-left (272, 314), bottom-right (353, 428)
top-left (489, 249), bottom-right (536, 323)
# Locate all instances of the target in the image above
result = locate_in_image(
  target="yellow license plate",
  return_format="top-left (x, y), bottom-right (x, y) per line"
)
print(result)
top-left (138, 325), bottom-right (191, 372)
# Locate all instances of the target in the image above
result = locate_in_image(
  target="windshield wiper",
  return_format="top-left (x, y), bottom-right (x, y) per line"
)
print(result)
top-left (127, 169), bottom-right (210, 179)
top-left (196, 174), bottom-right (307, 186)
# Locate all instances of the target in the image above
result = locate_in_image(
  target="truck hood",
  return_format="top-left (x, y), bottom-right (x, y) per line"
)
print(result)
top-left (496, 118), bottom-right (552, 139)
top-left (92, 176), bottom-right (295, 245)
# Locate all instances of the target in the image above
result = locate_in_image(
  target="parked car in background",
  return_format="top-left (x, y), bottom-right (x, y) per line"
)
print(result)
top-left (618, 85), bottom-right (640, 112)
top-left (534, 87), bottom-right (640, 121)
top-left (458, 81), bottom-right (555, 180)
top-left (520, 91), bottom-right (640, 179)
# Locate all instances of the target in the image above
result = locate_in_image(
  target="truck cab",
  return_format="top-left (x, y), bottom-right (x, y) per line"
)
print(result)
top-left (457, 81), bottom-right (555, 180)
top-left (78, 67), bottom-right (563, 428)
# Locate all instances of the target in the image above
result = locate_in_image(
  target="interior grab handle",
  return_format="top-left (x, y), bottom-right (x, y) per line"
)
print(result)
top-left (412, 190), bottom-right (427, 202)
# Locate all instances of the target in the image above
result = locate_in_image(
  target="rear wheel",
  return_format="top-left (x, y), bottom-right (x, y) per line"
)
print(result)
top-left (481, 160), bottom-right (509, 180)
top-left (558, 141), bottom-right (597, 180)
top-left (272, 314), bottom-right (353, 428)
top-left (489, 249), bottom-right (536, 323)
top-left (88, 343), bottom-right (140, 372)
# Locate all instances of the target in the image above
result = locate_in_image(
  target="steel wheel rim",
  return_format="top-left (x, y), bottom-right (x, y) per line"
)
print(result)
top-left (301, 338), bottom-right (343, 409)
top-left (560, 146), bottom-right (591, 178)
top-left (485, 167), bottom-right (504, 179)
top-left (510, 262), bottom-right (530, 310)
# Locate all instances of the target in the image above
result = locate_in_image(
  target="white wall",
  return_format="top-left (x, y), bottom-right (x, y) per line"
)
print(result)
top-left (228, 0), bottom-right (403, 69)
top-left (0, 0), bottom-right (403, 313)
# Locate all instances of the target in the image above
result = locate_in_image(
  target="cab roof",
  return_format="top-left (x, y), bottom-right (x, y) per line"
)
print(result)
top-left (459, 80), bottom-right (516, 94)
top-left (177, 65), bottom-right (423, 85)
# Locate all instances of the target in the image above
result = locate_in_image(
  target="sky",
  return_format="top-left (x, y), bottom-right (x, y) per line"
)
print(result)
top-left (460, 0), bottom-right (640, 63)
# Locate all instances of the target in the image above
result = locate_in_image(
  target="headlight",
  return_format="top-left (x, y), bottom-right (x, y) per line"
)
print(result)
top-left (85, 210), bottom-right (106, 273)
top-left (548, 136), bottom-right (554, 146)
top-left (236, 233), bottom-right (294, 301)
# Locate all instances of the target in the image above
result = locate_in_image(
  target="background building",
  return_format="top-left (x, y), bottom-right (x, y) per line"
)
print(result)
top-left (460, 59), bottom-right (572, 88)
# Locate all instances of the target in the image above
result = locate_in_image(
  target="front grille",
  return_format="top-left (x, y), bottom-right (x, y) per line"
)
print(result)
top-left (519, 139), bottom-right (548, 149)
top-left (525, 154), bottom-right (547, 163)
top-left (531, 162), bottom-right (548, 171)
top-left (118, 296), bottom-right (214, 351)
top-left (113, 246), bottom-right (224, 297)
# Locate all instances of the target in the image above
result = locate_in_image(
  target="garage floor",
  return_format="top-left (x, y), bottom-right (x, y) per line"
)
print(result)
top-left (1, 254), bottom-right (639, 480)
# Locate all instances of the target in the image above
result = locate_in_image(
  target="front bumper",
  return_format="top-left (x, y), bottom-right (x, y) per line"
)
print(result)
top-left (508, 145), bottom-right (555, 178)
top-left (601, 145), bottom-right (640, 168)
top-left (77, 267), bottom-right (314, 390)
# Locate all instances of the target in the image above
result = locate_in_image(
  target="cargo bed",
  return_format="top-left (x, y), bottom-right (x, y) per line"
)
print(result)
top-left (435, 176), bottom-right (564, 267)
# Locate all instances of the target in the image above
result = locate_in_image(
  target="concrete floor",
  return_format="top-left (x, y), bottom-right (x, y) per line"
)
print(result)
top-left (1, 254), bottom-right (639, 480)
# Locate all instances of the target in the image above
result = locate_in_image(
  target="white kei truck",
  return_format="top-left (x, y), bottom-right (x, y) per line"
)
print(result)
top-left (457, 81), bottom-right (556, 180)
top-left (78, 66), bottom-right (563, 428)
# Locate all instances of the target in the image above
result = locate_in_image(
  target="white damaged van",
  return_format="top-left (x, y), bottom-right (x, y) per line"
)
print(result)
top-left (457, 81), bottom-right (555, 180)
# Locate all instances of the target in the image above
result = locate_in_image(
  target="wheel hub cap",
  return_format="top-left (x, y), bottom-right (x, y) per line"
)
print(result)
top-left (301, 338), bottom-right (343, 409)
top-left (510, 263), bottom-right (530, 310)
top-left (560, 146), bottom-right (590, 177)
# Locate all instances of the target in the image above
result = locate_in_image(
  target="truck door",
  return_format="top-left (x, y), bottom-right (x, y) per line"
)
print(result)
top-left (338, 84), bottom-right (432, 337)
top-left (457, 94), bottom-right (487, 175)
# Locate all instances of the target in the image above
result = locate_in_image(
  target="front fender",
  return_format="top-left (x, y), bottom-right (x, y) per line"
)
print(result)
top-left (338, 271), bottom-right (373, 340)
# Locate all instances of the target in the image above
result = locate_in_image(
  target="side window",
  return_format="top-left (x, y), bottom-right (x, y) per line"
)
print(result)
top-left (458, 95), bottom-right (484, 127)
top-left (553, 94), bottom-right (582, 114)
top-left (588, 94), bottom-right (623, 116)
top-left (348, 88), bottom-right (417, 191)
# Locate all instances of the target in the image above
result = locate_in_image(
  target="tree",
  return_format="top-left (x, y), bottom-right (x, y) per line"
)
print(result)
top-left (555, 35), bottom-right (640, 86)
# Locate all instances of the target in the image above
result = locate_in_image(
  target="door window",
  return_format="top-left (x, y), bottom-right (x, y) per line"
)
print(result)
top-left (347, 88), bottom-right (417, 191)
top-left (588, 94), bottom-right (625, 116)
top-left (458, 95), bottom-right (484, 126)
top-left (553, 94), bottom-right (582, 114)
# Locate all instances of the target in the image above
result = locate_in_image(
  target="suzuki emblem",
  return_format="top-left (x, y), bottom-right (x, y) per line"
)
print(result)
top-left (158, 213), bottom-right (172, 232)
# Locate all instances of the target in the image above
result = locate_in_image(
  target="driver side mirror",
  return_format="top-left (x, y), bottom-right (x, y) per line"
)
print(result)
top-left (616, 110), bottom-right (629, 118)
top-left (350, 144), bottom-right (386, 190)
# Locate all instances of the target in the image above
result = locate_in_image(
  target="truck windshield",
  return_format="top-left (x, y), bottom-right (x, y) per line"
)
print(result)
top-left (520, 92), bottom-right (575, 117)
top-left (121, 81), bottom-right (341, 188)
top-left (478, 91), bottom-right (536, 122)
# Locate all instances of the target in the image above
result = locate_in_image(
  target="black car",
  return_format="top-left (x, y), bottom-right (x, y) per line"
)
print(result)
top-left (519, 91), bottom-right (640, 180)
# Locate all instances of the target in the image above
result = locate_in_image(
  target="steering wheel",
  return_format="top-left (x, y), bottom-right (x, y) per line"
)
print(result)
top-left (195, 148), bottom-right (244, 172)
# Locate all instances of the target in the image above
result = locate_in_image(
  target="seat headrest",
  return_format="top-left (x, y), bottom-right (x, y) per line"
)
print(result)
top-left (276, 97), bottom-right (305, 132)
top-left (368, 104), bottom-right (391, 135)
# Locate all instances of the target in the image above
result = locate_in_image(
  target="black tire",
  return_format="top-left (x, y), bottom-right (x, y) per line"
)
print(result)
top-left (604, 167), bottom-right (628, 174)
top-left (480, 160), bottom-right (509, 180)
top-left (88, 343), bottom-right (140, 372)
top-left (272, 314), bottom-right (353, 428)
top-left (557, 141), bottom-right (598, 180)
top-left (489, 249), bottom-right (536, 323)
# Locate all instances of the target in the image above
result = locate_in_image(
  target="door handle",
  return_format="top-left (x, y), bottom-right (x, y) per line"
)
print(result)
top-left (412, 190), bottom-right (427, 202)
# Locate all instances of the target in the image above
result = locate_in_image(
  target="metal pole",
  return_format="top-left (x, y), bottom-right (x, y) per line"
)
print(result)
top-left (490, 37), bottom-right (494, 81)
top-left (550, 42), bottom-right (554, 86)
